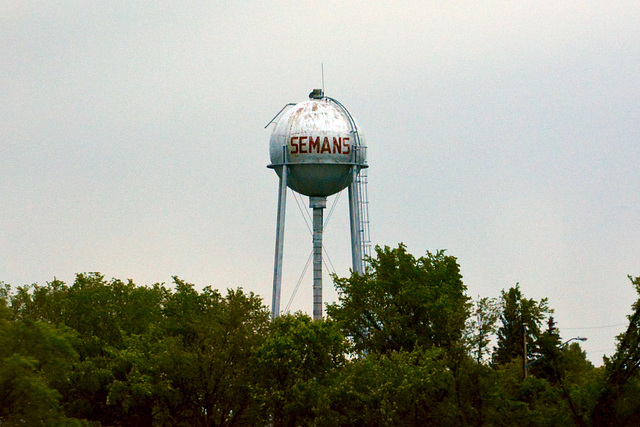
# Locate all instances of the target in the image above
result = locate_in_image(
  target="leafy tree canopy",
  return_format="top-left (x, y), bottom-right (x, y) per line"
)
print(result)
top-left (327, 244), bottom-right (470, 356)
top-left (492, 284), bottom-right (550, 367)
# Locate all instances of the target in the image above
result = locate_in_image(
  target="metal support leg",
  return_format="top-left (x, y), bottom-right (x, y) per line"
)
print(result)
top-left (271, 165), bottom-right (288, 319)
top-left (348, 166), bottom-right (363, 275)
top-left (310, 196), bottom-right (326, 320)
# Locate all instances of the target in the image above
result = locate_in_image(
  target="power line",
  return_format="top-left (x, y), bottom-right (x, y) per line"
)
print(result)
top-left (563, 323), bottom-right (626, 330)
top-left (588, 348), bottom-right (617, 354)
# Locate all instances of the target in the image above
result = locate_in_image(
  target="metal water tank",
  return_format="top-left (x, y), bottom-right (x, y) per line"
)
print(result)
top-left (268, 93), bottom-right (366, 197)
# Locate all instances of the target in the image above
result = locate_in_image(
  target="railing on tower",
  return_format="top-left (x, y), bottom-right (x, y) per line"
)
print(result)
top-left (325, 96), bottom-right (371, 274)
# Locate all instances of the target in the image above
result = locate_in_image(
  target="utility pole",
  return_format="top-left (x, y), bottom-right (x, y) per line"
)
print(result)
top-left (523, 323), bottom-right (527, 379)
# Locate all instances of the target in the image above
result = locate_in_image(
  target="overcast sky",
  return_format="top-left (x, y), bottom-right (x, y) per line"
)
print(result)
top-left (2, 1), bottom-right (639, 366)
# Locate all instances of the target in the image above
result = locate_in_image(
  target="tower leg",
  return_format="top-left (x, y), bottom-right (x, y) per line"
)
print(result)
top-left (310, 196), bottom-right (327, 321)
top-left (348, 166), bottom-right (363, 275)
top-left (272, 165), bottom-right (288, 319)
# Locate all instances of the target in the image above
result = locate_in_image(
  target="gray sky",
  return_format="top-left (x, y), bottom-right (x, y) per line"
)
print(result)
top-left (2, 2), bottom-right (639, 366)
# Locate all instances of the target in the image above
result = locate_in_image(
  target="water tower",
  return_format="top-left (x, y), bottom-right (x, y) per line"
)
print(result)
top-left (267, 89), bottom-right (369, 320)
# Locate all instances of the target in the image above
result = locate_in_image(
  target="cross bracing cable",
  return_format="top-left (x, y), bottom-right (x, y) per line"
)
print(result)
top-left (285, 192), bottom-right (342, 313)
top-left (323, 247), bottom-right (337, 277)
top-left (285, 251), bottom-right (313, 313)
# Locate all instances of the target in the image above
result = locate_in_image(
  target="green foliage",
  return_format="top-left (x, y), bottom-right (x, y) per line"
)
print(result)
top-left (592, 275), bottom-right (640, 426)
top-left (0, 248), bottom-right (629, 426)
top-left (562, 342), bottom-right (596, 386)
top-left (0, 298), bottom-right (82, 425)
top-left (320, 348), bottom-right (459, 426)
top-left (527, 317), bottom-right (563, 383)
top-left (493, 284), bottom-right (550, 367)
top-left (10, 274), bottom-right (167, 354)
top-left (3, 274), bottom-right (270, 426)
top-left (328, 244), bottom-right (470, 356)
top-left (465, 296), bottom-right (500, 364)
top-left (0, 354), bottom-right (66, 425)
top-left (251, 312), bottom-right (348, 426)
top-left (155, 280), bottom-right (270, 426)
top-left (485, 359), bottom-right (576, 426)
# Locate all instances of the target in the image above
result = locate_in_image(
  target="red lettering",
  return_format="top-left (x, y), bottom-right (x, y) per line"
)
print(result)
top-left (309, 136), bottom-right (320, 153)
top-left (321, 137), bottom-right (331, 153)
top-left (333, 137), bottom-right (341, 154)
top-left (291, 135), bottom-right (353, 155)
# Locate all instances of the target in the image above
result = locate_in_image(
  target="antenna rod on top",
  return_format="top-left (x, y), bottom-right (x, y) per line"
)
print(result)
top-left (321, 63), bottom-right (325, 95)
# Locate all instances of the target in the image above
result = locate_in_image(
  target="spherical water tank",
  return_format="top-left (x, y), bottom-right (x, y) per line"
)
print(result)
top-left (268, 94), bottom-right (366, 197)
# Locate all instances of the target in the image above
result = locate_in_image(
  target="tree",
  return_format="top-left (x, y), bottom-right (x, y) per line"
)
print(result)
top-left (465, 296), bottom-right (500, 364)
top-left (492, 284), bottom-right (550, 368)
top-left (250, 312), bottom-right (348, 426)
top-left (327, 244), bottom-right (470, 356)
top-left (592, 275), bottom-right (640, 426)
top-left (10, 274), bottom-right (167, 352)
top-left (9, 274), bottom-right (172, 424)
top-left (489, 361), bottom-right (575, 426)
top-left (528, 316), bottom-right (563, 383)
top-left (0, 294), bottom-right (82, 425)
top-left (316, 348), bottom-right (460, 426)
top-left (5, 274), bottom-right (271, 426)
top-left (528, 317), bottom-right (591, 426)
top-left (107, 279), bottom-right (271, 426)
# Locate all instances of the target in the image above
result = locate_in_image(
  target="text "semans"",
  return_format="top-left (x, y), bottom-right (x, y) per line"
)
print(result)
top-left (290, 136), bottom-right (351, 155)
